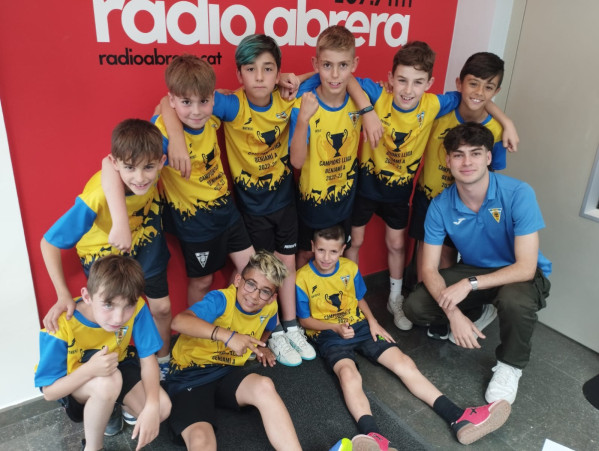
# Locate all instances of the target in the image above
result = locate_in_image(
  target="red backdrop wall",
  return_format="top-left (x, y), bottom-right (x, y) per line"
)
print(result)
top-left (0, 0), bottom-right (458, 321)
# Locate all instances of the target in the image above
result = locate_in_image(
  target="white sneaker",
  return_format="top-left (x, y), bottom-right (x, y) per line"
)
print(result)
top-left (449, 304), bottom-right (497, 344)
top-left (387, 294), bottom-right (413, 331)
top-left (285, 326), bottom-right (316, 360)
top-left (485, 361), bottom-right (522, 405)
top-left (268, 331), bottom-right (302, 367)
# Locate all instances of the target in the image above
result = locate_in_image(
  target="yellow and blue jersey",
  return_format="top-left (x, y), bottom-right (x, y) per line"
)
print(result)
top-left (356, 78), bottom-right (460, 203)
top-left (35, 297), bottom-right (162, 388)
top-left (417, 109), bottom-right (506, 200)
top-left (152, 115), bottom-right (239, 241)
top-left (295, 257), bottom-right (367, 338)
top-left (289, 91), bottom-right (362, 228)
top-left (43, 171), bottom-right (168, 278)
top-left (167, 284), bottom-right (277, 394)
top-left (212, 89), bottom-right (296, 215)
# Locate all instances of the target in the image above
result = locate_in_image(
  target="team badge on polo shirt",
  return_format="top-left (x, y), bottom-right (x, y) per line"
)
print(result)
top-left (489, 208), bottom-right (502, 223)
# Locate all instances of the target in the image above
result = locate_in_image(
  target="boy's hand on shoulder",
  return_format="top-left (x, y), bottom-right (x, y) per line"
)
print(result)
top-left (298, 92), bottom-right (319, 122)
top-left (257, 347), bottom-right (277, 367)
top-left (502, 121), bottom-right (519, 152)
top-left (86, 346), bottom-right (119, 377)
top-left (108, 221), bottom-right (132, 253)
top-left (168, 140), bottom-right (191, 180)
top-left (377, 80), bottom-right (393, 94)
top-left (368, 320), bottom-right (395, 343)
top-left (361, 110), bottom-right (383, 148)
top-left (335, 322), bottom-right (355, 339)
top-left (43, 296), bottom-right (76, 333)
top-left (132, 402), bottom-right (160, 451)
top-left (279, 72), bottom-right (300, 101)
top-left (216, 88), bottom-right (234, 96)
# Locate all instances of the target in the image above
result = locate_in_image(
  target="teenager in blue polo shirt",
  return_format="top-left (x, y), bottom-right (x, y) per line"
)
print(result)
top-left (404, 122), bottom-right (551, 406)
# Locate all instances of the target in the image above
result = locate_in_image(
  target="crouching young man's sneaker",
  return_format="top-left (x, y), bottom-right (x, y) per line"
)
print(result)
top-left (485, 361), bottom-right (523, 405)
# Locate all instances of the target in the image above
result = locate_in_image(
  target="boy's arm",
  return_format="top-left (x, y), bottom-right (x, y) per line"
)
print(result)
top-left (159, 95), bottom-right (190, 179)
top-left (41, 346), bottom-right (118, 401)
top-left (357, 299), bottom-right (395, 343)
top-left (171, 309), bottom-right (267, 358)
top-left (485, 100), bottom-right (519, 152)
top-left (132, 355), bottom-right (161, 450)
top-left (279, 71), bottom-right (317, 100)
top-left (40, 237), bottom-right (76, 332)
top-left (290, 93), bottom-right (319, 169)
top-left (347, 76), bottom-right (383, 149)
top-left (101, 156), bottom-right (131, 253)
top-left (298, 316), bottom-right (355, 339)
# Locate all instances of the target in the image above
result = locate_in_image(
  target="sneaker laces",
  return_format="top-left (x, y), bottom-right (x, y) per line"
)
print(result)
top-left (492, 364), bottom-right (521, 387)
top-left (286, 327), bottom-right (310, 350)
top-left (270, 333), bottom-right (294, 355)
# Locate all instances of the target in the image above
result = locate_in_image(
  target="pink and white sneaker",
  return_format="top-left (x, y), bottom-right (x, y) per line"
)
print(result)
top-left (451, 400), bottom-right (511, 445)
top-left (351, 432), bottom-right (398, 451)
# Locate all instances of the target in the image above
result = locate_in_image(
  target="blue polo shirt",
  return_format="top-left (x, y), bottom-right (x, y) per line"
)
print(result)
top-left (424, 172), bottom-right (552, 276)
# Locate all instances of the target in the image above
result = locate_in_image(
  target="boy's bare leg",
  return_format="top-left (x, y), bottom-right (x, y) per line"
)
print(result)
top-left (229, 245), bottom-right (255, 277)
top-left (235, 374), bottom-right (301, 451)
top-left (181, 422), bottom-right (217, 451)
top-left (385, 226), bottom-right (406, 280)
top-left (72, 372), bottom-right (122, 451)
top-left (187, 275), bottom-right (213, 307)
top-left (274, 251), bottom-right (296, 321)
top-left (377, 347), bottom-right (442, 407)
top-left (296, 249), bottom-right (313, 269)
top-left (344, 225), bottom-right (365, 264)
top-left (122, 381), bottom-right (171, 422)
top-left (146, 295), bottom-right (172, 357)
top-left (333, 358), bottom-right (372, 420)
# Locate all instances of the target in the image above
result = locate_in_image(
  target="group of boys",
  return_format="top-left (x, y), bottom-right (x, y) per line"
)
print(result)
top-left (35, 22), bottom-right (551, 451)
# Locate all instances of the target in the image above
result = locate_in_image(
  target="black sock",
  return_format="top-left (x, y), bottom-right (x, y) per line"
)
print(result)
top-left (357, 415), bottom-right (379, 435)
top-left (272, 323), bottom-right (284, 333)
top-left (282, 319), bottom-right (298, 331)
top-left (432, 395), bottom-right (465, 424)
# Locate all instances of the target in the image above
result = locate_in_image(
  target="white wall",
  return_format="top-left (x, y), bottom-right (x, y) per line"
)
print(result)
top-left (0, 101), bottom-right (41, 409)
top-left (502, 0), bottom-right (599, 352)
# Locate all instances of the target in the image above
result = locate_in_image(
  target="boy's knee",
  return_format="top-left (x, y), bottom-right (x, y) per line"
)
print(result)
top-left (92, 371), bottom-right (123, 401)
top-left (190, 275), bottom-right (213, 291)
top-left (253, 375), bottom-right (277, 396)
top-left (337, 363), bottom-right (362, 386)
top-left (148, 296), bottom-right (172, 318)
top-left (385, 235), bottom-right (404, 254)
top-left (183, 423), bottom-right (216, 450)
top-left (159, 391), bottom-right (172, 421)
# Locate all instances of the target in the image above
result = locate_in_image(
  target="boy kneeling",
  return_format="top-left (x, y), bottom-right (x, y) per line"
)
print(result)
top-left (35, 255), bottom-right (171, 451)
top-left (167, 251), bottom-right (301, 451)
top-left (295, 226), bottom-right (511, 448)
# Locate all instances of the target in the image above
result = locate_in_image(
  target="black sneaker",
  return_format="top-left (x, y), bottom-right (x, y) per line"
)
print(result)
top-left (104, 404), bottom-right (123, 436)
top-left (427, 323), bottom-right (449, 340)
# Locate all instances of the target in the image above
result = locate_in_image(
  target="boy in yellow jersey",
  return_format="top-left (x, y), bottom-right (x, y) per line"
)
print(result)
top-left (290, 25), bottom-right (379, 271)
top-left (41, 119), bottom-right (173, 374)
top-left (167, 251), bottom-right (301, 451)
top-left (409, 54), bottom-right (514, 340)
top-left (35, 255), bottom-right (171, 451)
top-left (296, 226), bottom-right (511, 448)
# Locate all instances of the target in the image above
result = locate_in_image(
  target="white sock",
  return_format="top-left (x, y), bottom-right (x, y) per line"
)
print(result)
top-left (390, 277), bottom-right (403, 293)
top-left (157, 354), bottom-right (170, 364)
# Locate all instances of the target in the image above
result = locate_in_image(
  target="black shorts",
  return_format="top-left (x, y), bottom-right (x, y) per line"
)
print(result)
top-left (59, 350), bottom-right (142, 423)
top-left (242, 203), bottom-right (298, 255)
top-left (313, 321), bottom-right (396, 369)
top-left (408, 189), bottom-right (455, 248)
top-left (351, 194), bottom-right (409, 230)
top-left (178, 217), bottom-right (252, 278)
top-left (144, 270), bottom-right (169, 299)
top-left (297, 216), bottom-right (352, 251)
top-left (168, 367), bottom-right (250, 442)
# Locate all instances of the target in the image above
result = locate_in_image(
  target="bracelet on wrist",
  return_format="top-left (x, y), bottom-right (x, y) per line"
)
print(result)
top-left (224, 331), bottom-right (236, 347)
top-left (211, 325), bottom-right (220, 341)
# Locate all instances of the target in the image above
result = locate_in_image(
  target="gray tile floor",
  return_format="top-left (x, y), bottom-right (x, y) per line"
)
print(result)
top-left (2, 272), bottom-right (598, 450)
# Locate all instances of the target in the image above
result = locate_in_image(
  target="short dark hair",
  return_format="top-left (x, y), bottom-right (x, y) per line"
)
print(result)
top-left (392, 41), bottom-right (435, 77)
top-left (313, 225), bottom-right (345, 243)
top-left (443, 122), bottom-right (494, 154)
top-left (111, 119), bottom-right (163, 166)
top-left (235, 34), bottom-right (282, 70)
top-left (460, 52), bottom-right (505, 88)
top-left (87, 255), bottom-right (145, 306)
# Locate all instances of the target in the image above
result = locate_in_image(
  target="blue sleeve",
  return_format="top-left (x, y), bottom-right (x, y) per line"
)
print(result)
top-left (354, 270), bottom-right (367, 300)
top-left (511, 183), bottom-right (546, 236)
top-left (44, 197), bottom-right (97, 249)
top-left (436, 91), bottom-right (461, 117)
top-left (189, 290), bottom-right (227, 323)
top-left (355, 77), bottom-right (383, 105)
top-left (212, 91), bottom-right (240, 122)
top-left (490, 141), bottom-right (507, 170)
top-left (132, 304), bottom-right (163, 358)
top-left (295, 285), bottom-right (311, 319)
top-left (265, 314), bottom-right (278, 332)
top-left (288, 106), bottom-right (310, 148)
top-left (35, 332), bottom-right (67, 388)
top-left (424, 199), bottom-right (448, 245)
top-left (298, 73), bottom-right (321, 97)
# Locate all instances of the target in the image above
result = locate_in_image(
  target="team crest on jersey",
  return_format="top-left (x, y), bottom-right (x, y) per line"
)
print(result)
top-left (417, 111), bottom-right (425, 128)
top-left (115, 326), bottom-right (129, 345)
top-left (489, 208), bottom-right (502, 223)
top-left (195, 251), bottom-right (209, 268)
top-left (340, 275), bottom-right (350, 288)
top-left (259, 315), bottom-right (268, 324)
top-left (348, 111), bottom-right (360, 128)
top-left (276, 111), bottom-right (288, 120)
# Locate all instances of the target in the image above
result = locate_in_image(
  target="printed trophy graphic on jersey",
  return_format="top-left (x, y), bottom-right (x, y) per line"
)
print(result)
top-left (202, 147), bottom-right (216, 170)
top-left (391, 128), bottom-right (412, 152)
top-left (326, 130), bottom-right (348, 158)
top-left (257, 126), bottom-right (280, 147)
top-left (325, 291), bottom-right (343, 311)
